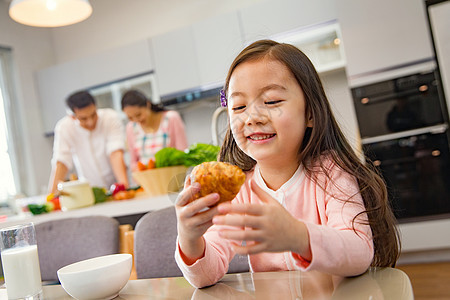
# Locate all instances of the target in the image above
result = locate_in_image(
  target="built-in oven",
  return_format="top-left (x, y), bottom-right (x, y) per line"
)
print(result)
top-left (363, 126), bottom-right (450, 221)
top-left (352, 69), bottom-right (448, 138)
top-left (352, 68), bottom-right (450, 222)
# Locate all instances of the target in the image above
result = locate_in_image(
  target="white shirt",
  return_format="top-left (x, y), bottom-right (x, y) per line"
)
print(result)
top-left (51, 108), bottom-right (125, 188)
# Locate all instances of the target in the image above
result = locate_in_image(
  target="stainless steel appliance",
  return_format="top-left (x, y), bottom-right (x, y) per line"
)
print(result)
top-left (352, 70), bottom-right (448, 138)
top-left (352, 68), bottom-right (450, 221)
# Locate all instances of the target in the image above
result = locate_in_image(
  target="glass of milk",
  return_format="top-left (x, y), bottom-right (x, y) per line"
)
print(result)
top-left (0, 223), bottom-right (42, 299)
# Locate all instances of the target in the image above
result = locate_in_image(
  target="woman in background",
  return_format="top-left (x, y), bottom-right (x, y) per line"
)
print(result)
top-left (121, 90), bottom-right (188, 171)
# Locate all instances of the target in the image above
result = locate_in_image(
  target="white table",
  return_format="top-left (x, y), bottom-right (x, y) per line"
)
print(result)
top-left (0, 269), bottom-right (414, 300)
top-left (0, 193), bottom-right (175, 229)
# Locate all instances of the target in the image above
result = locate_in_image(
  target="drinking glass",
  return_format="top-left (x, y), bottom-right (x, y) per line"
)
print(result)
top-left (0, 223), bottom-right (42, 300)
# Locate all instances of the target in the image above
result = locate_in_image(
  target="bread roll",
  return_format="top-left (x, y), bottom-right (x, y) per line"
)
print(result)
top-left (190, 161), bottom-right (245, 204)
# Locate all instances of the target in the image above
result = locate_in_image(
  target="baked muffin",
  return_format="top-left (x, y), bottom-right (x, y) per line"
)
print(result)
top-left (190, 161), bottom-right (245, 204)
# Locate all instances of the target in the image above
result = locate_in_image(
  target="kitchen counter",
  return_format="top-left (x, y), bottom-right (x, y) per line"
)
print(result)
top-left (397, 217), bottom-right (450, 264)
top-left (2, 192), bottom-right (449, 264)
top-left (0, 193), bottom-right (175, 230)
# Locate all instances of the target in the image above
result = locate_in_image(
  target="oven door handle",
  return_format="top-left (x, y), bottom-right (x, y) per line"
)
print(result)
top-left (361, 123), bottom-right (448, 144)
top-left (359, 86), bottom-right (428, 105)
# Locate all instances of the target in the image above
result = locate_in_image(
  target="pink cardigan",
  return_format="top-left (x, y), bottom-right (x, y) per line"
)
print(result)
top-left (175, 162), bottom-right (374, 288)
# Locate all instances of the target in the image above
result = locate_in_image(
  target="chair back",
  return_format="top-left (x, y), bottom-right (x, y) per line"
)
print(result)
top-left (134, 206), bottom-right (249, 279)
top-left (35, 216), bottom-right (119, 282)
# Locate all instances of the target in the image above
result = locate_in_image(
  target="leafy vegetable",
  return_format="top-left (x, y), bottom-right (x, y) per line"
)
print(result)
top-left (155, 147), bottom-right (187, 168)
top-left (153, 144), bottom-right (220, 168)
top-left (28, 203), bottom-right (54, 215)
top-left (184, 143), bottom-right (220, 166)
top-left (92, 187), bottom-right (110, 204)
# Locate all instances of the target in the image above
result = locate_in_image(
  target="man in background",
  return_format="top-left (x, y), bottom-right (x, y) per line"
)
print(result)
top-left (48, 90), bottom-right (129, 194)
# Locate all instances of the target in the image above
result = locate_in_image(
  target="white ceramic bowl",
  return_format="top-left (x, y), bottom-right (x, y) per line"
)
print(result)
top-left (57, 254), bottom-right (132, 300)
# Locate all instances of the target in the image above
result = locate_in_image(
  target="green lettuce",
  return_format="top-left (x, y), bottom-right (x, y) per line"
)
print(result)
top-left (184, 143), bottom-right (220, 166)
top-left (155, 147), bottom-right (187, 168)
top-left (154, 143), bottom-right (220, 168)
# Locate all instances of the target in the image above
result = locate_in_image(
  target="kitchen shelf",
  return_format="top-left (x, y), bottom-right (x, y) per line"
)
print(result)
top-left (88, 72), bottom-right (160, 123)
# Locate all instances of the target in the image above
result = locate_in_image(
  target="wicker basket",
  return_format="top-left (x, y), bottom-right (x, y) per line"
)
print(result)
top-left (132, 165), bottom-right (188, 196)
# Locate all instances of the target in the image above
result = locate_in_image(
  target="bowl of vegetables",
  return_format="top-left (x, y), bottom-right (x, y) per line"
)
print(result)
top-left (132, 165), bottom-right (188, 196)
top-left (132, 143), bottom-right (220, 196)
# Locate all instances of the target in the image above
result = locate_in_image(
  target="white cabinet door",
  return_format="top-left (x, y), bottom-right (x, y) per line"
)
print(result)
top-left (239, 0), bottom-right (337, 44)
top-left (79, 40), bottom-right (154, 88)
top-left (150, 27), bottom-right (201, 96)
top-left (336, 0), bottom-right (434, 83)
top-left (192, 11), bottom-right (244, 87)
top-left (36, 61), bottom-right (83, 134)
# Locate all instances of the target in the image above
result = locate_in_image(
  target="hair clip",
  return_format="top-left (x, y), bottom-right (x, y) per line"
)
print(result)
top-left (220, 89), bottom-right (227, 107)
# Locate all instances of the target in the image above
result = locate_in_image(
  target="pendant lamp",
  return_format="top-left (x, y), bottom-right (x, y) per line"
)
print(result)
top-left (9, 0), bottom-right (93, 27)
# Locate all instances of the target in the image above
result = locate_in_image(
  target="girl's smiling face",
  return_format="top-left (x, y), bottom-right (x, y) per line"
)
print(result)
top-left (227, 58), bottom-right (312, 168)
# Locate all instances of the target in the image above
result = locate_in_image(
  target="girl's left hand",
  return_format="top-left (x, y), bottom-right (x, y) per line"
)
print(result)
top-left (212, 180), bottom-right (311, 258)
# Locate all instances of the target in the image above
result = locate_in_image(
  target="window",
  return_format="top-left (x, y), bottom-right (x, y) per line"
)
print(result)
top-left (0, 47), bottom-right (18, 203)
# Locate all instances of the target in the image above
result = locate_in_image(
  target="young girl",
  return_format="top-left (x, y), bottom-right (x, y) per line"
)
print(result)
top-left (121, 89), bottom-right (188, 171)
top-left (174, 40), bottom-right (400, 288)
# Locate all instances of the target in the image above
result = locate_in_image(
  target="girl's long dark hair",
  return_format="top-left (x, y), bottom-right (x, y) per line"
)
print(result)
top-left (219, 40), bottom-right (400, 268)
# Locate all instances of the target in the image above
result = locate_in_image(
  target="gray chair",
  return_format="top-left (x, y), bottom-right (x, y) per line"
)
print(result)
top-left (134, 206), bottom-right (249, 279)
top-left (35, 216), bottom-right (119, 282)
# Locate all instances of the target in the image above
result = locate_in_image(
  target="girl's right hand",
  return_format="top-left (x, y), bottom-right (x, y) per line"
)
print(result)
top-left (175, 177), bottom-right (220, 264)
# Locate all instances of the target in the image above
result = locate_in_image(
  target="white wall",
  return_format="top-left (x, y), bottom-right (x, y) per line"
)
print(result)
top-left (177, 99), bottom-right (221, 147)
top-left (0, 1), bottom-right (55, 196)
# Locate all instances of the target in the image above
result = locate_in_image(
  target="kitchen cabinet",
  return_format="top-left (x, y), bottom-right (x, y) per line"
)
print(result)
top-left (273, 22), bottom-right (346, 74)
top-left (150, 27), bottom-right (201, 97)
top-left (153, 0), bottom-right (338, 98)
top-left (36, 40), bottom-right (154, 134)
top-left (89, 72), bottom-right (159, 123)
top-left (192, 11), bottom-right (244, 87)
top-left (239, 0), bottom-right (337, 44)
top-left (336, 0), bottom-right (434, 86)
top-left (78, 40), bottom-right (154, 89)
top-left (152, 11), bottom-right (243, 97)
top-left (36, 61), bottom-right (83, 135)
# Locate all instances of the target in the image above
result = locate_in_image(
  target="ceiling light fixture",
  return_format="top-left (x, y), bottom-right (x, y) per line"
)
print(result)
top-left (9, 0), bottom-right (93, 27)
